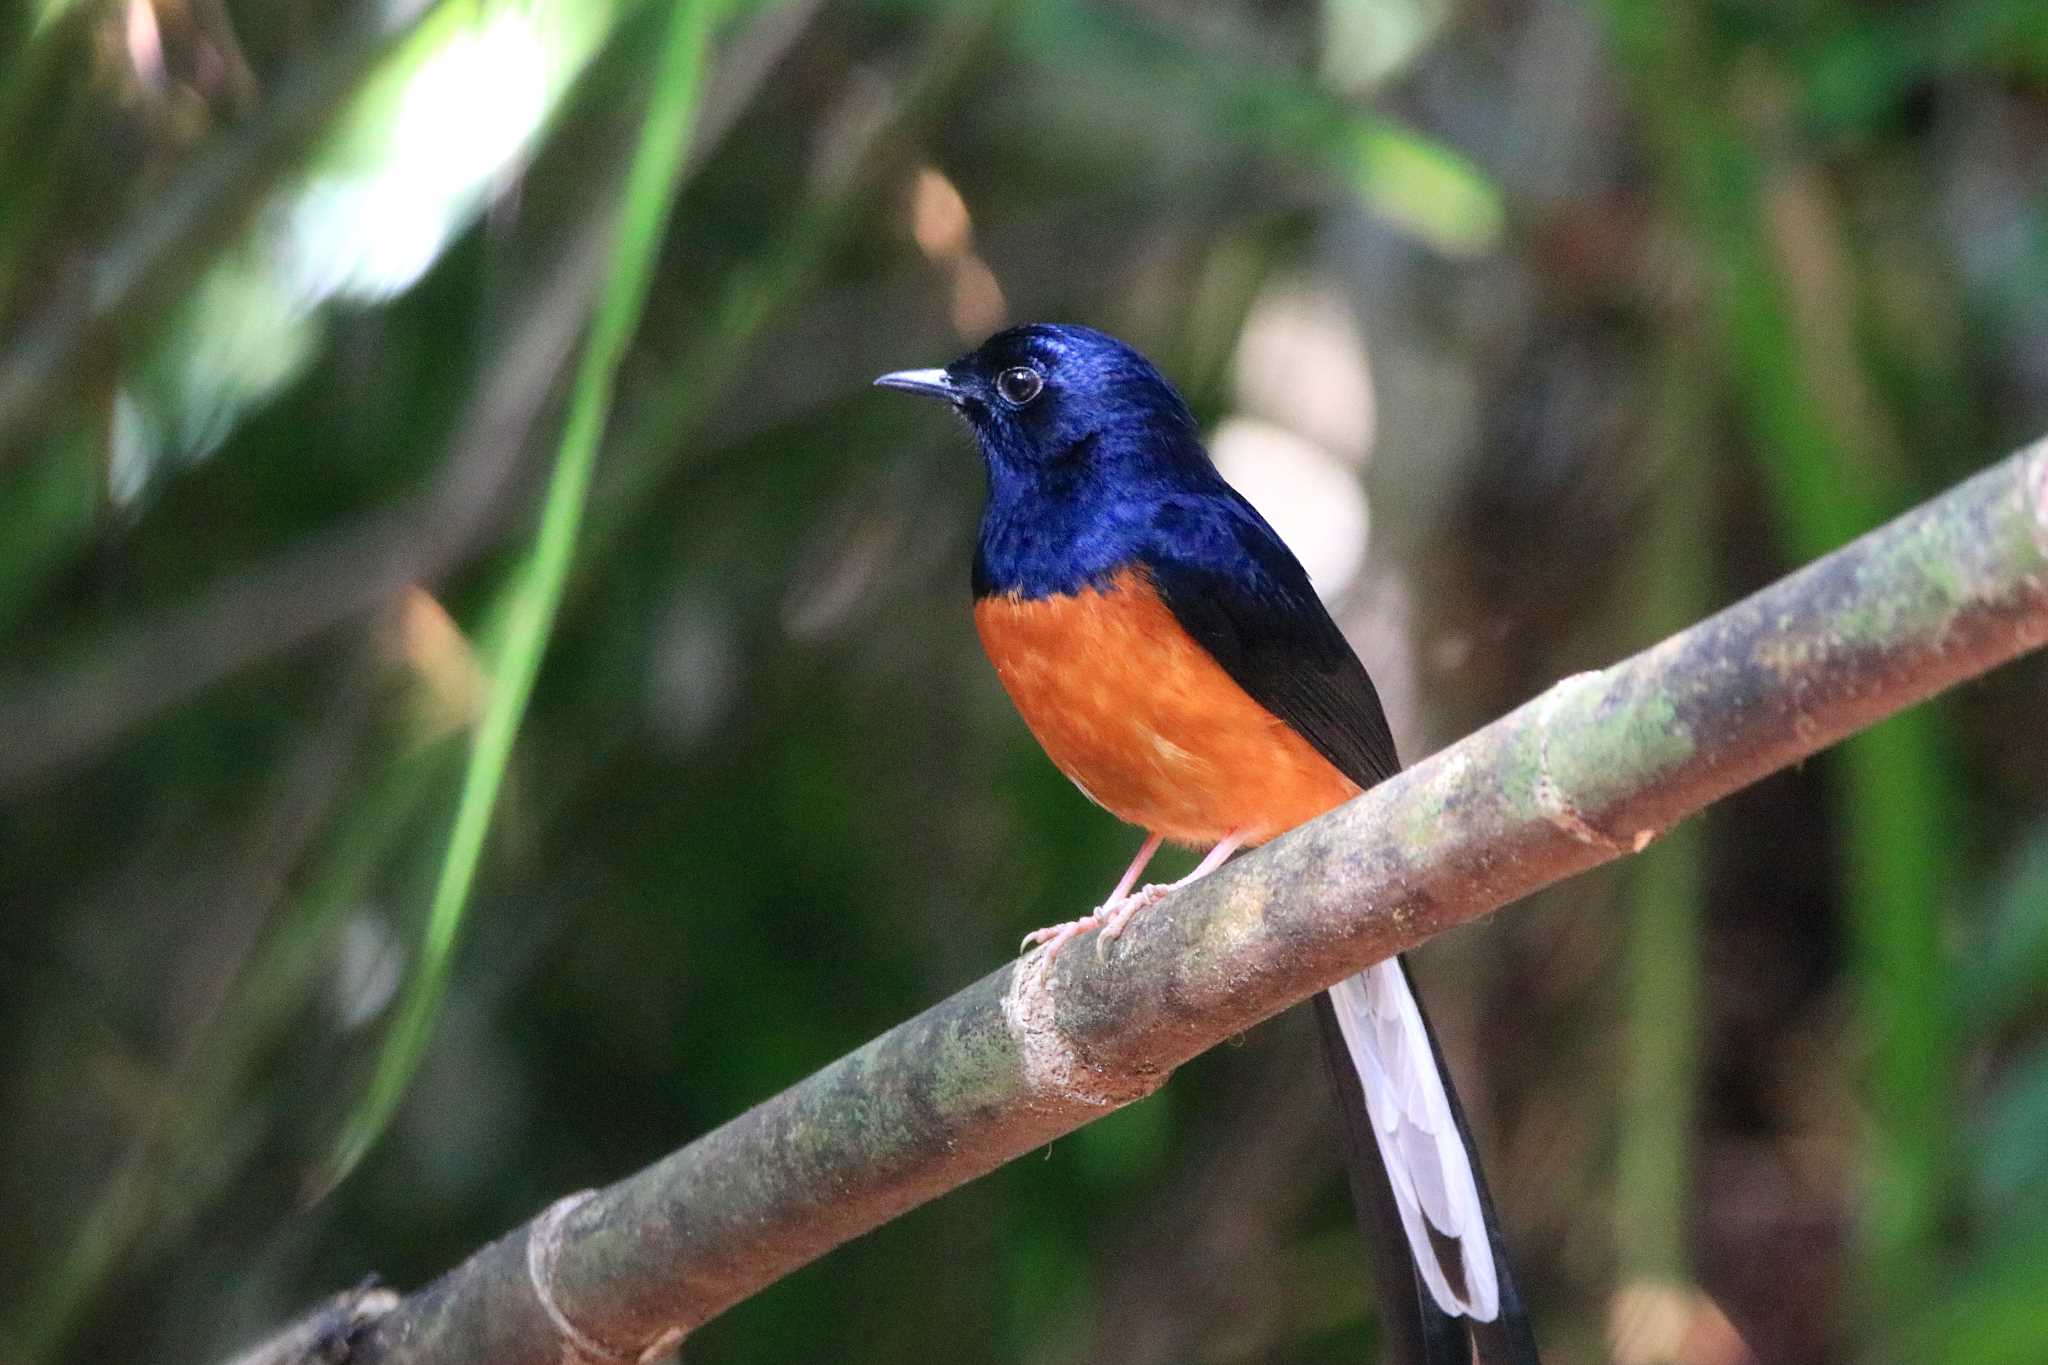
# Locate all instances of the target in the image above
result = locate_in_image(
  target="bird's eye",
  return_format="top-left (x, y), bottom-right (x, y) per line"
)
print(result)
top-left (995, 365), bottom-right (1044, 408)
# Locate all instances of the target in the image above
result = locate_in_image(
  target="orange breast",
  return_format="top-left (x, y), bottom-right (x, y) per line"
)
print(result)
top-left (973, 567), bottom-right (1359, 847)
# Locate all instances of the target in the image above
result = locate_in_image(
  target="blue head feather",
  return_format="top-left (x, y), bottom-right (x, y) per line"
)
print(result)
top-left (878, 323), bottom-right (1237, 598)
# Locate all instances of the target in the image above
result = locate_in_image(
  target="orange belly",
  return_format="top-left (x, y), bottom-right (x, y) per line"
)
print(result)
top-left (973, 567), bottom-right (1359, 846)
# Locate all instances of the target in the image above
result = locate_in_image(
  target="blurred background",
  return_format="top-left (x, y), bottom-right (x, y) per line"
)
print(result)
top-left (2, 0), bottom-right (2045, 1362)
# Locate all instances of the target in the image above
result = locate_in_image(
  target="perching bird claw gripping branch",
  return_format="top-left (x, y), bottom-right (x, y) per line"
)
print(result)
top-left (247, 439), bottom-right (2048, 1365)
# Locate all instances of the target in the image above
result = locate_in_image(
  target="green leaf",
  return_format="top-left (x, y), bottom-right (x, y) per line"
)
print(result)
top-left (322, 0), bottom-right (721, 1190)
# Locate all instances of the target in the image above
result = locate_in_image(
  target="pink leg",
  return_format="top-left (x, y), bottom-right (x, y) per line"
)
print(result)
top-left (1098, 829), bottom-right (1246, 943)
top-left (1020, 832), bottom-right (1165, 984)
top-left (1104, 831), bottom-right (1166, 906)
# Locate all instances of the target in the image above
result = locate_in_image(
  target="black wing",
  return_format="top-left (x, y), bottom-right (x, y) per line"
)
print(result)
top-left (1145, 487), bottom-right (1544, 1365)
top-left (1142, 490), bottom-right (1400, 790)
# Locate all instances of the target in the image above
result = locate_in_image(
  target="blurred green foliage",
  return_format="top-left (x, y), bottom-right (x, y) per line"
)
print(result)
top-left (1, 2), bottom-right (2044, 1364)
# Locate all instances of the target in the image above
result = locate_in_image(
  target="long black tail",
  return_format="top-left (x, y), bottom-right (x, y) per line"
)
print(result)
top-left (1311, 958), bottom-right (1541, 1364)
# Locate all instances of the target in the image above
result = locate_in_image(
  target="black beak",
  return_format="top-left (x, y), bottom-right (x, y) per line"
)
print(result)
top-left (872, 367), bottom-right (962, 403)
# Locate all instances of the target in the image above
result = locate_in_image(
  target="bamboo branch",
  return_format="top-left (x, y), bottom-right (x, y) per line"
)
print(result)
top-left (243, 438), bottom-right (2048, 1365)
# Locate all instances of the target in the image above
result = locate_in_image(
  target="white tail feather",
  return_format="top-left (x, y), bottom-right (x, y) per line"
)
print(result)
top-left (1327, 961), bottom-right (1499, 1321)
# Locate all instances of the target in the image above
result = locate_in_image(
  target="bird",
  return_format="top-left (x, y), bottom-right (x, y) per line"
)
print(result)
top-left (875, 322), bottom-right (1540, 1364)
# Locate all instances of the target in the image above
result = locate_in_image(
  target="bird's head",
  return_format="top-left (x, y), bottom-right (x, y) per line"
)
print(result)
top-left (874, 323), bottom-right (1204, 487)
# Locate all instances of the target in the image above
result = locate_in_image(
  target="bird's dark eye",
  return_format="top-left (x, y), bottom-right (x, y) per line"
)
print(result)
top-left (995, 365), bottom-right (1044, 407)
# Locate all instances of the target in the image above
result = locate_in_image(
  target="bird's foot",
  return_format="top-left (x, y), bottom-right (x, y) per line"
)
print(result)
top-left (1096, 884), bottom-right (1171, 948)
top-left (1020, 913), bottom-right (1103, 988)
top-left (1097, 832), bottom-right (1247, 951)
top-left (1021, 882), bottom-right (1171, 983)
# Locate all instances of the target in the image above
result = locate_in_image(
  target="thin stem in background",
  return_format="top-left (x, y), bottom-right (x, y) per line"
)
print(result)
top-left (322, 0), bottom-right (722, 1188)
top-left (1594, 0), bottom-right (1955, 1322)
top-left (1612, 334), bottom-right (1715, 1361)
top-left (585, 0), bottom-right (1013, 567)
top-left (6, 652), bottom-right (389, 1364)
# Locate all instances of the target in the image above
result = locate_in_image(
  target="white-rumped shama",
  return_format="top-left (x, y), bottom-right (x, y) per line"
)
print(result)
top-left (878, 323), bottom-right (1540, 1365)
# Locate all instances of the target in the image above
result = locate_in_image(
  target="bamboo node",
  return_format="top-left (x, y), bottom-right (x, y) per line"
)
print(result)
top-left (1002, 963), bottom-right (1165, 1110)
top-left (526, 1192), bottom-right (649, 1364)
top-left (1533, 673), bottom-right (1627, 851)
top-left (2027, 439), bottom-right (2048, 562)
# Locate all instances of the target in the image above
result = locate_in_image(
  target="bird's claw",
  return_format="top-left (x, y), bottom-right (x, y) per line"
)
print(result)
top-left (1020, 913), bottom-right (1101, 989)
top-left (1019, 914), bottom-right (1099, 954)
top-left (1020, 882), bottom-right (1180, 985)
top-left (1096, 884), bottom-right (1169, 945)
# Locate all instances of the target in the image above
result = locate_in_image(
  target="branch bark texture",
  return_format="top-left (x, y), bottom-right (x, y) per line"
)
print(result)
top-left (320, 439), bottom-right (2048, 1365)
